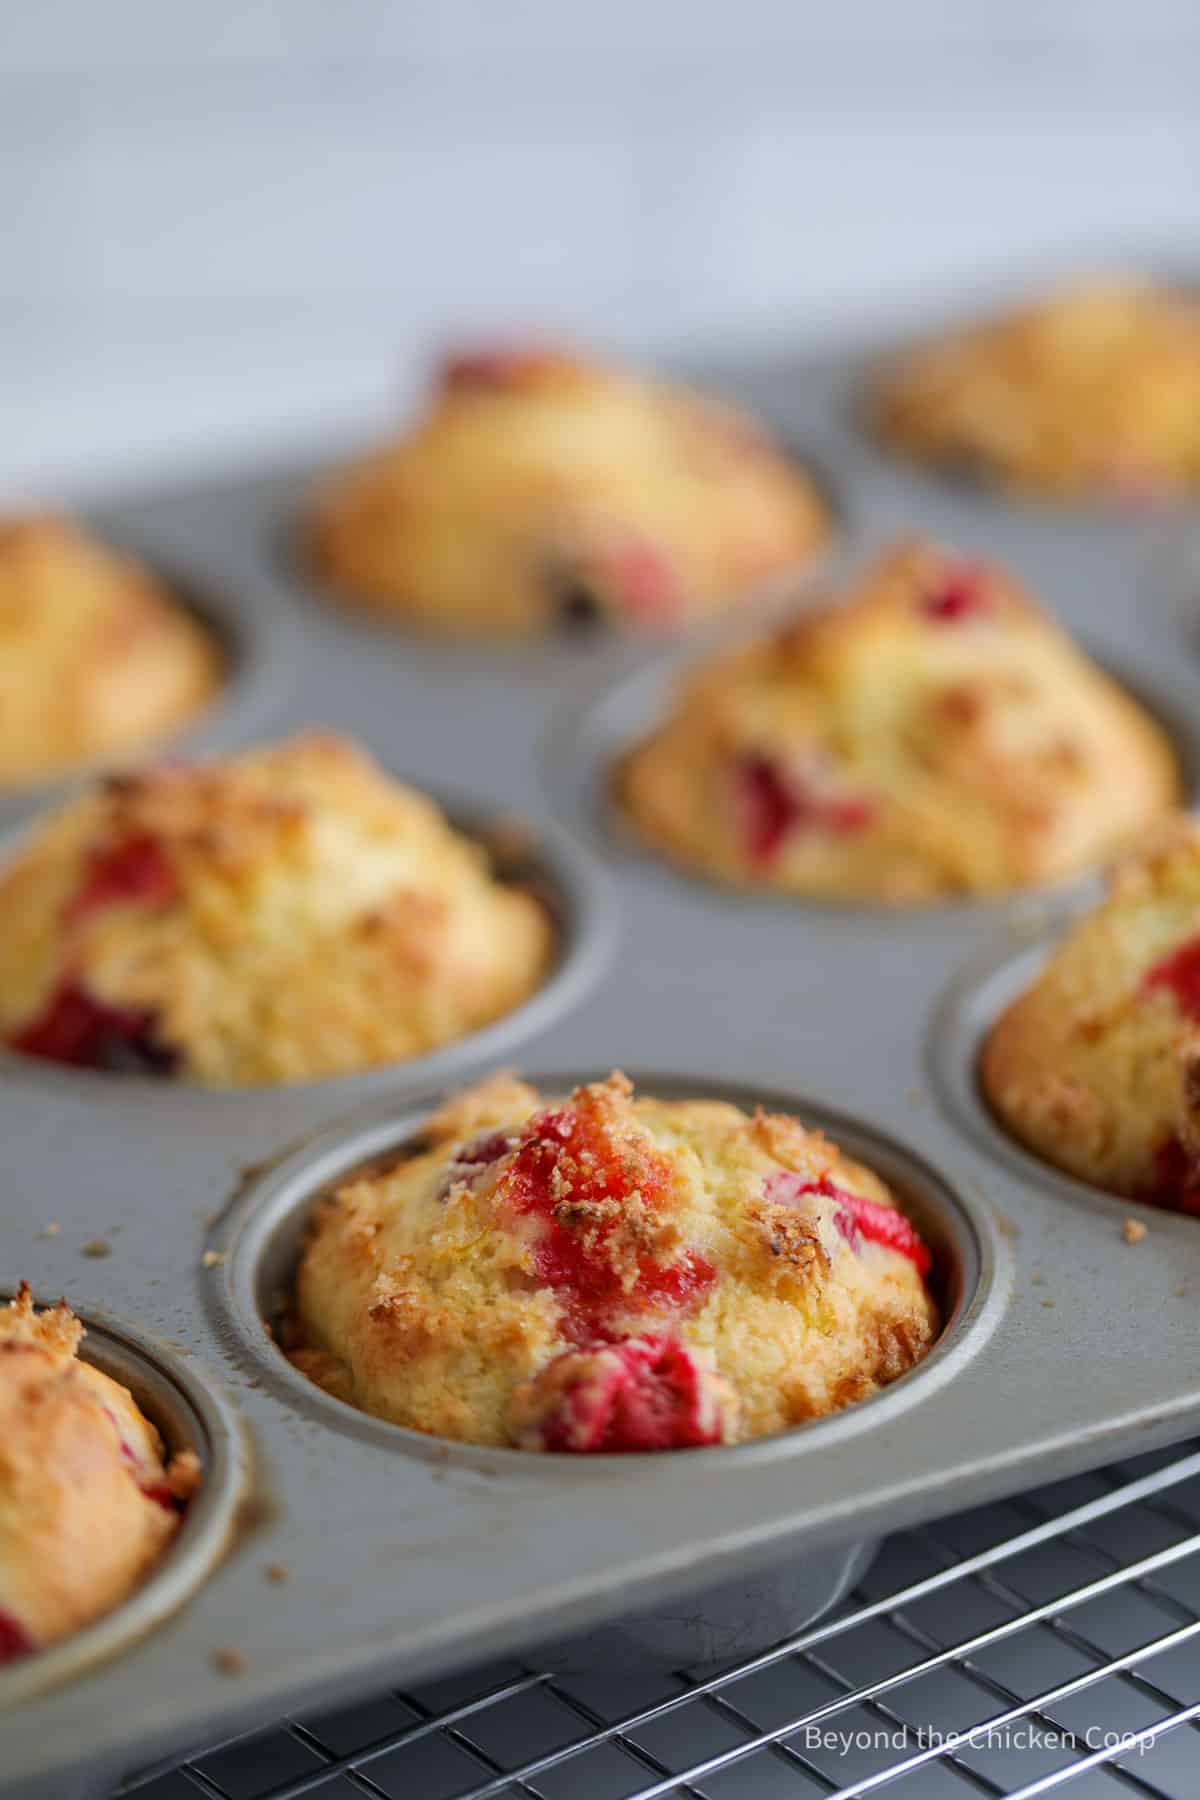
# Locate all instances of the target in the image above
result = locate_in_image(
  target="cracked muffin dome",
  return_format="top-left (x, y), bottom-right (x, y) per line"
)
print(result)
top-left (0, 733), bottom-right (554, 1086)
top-left (873, 275), bottom-right (1200, 503)
top-left (0, 514), bottom-right (222, 786)
top-left (308, 345), bottom-right (829, 635)
top-left (288, 1071), bottom-right (938, 1451)
top-left (618, 539), bottom-right (1180, 903)
top-left (983, 819), bottom-right (1200, 1214)
top-left (0, 1286), bottom-right (199, 1664)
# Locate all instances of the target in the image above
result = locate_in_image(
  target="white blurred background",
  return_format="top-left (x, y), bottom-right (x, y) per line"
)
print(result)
top-left (4, 0), bottom-right (1198, 493)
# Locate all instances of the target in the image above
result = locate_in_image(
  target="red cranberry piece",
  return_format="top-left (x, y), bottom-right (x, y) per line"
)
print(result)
top-left (500, 1095), bottom-right (715, 1339)
top-left (441, 348), bottom-right (558, 392)
top-left (765, 1169), bottom-right (860, 1212)
top-left (836, 1190), bottom-right (932, 1273)
top-left (141, 1479), bottom-right (185, 1513)
top-left (10, 980), bottom-right (179, 1076)
top-left (736, 756), bottom-right (874, 867)
top-left (1142, 937), bottom-right (1200, 1023)
top-left (99, 1405), bottom-right (185, 1510)
top-left (455, 1129), bottom-right (514, 1168)
top-left (0, 1609), bottom-right (35, 1665)
top-left (100, 1403), bottom-right (141, 1469)
top-left (826, 795), bottom-right (875, 833)
top-left (535, 1336), bottom-right (726, 1453)
top-left (66, 836), bottom-right (178, 927)
top-left (921, 562), bottom-right (991, 623)
top-left (600, 540), bottom-right (681, 627)
top-left (765, 1170), bottom-right (931, 1274)
top-left (435, 1129), bottom-right (515, 1200)
top-left (1139, 1137), bottom-right (1200, 1216)
top-left (739, 756), bottom-right (802, 865)
top-left (546, 537), bottom-right (679, 633)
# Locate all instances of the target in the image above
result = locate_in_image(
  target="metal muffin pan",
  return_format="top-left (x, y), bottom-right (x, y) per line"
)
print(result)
top-left (209, 1073), bottom-right (987, 1679)
top-left (5, 340), bottom-right (1200, 1796)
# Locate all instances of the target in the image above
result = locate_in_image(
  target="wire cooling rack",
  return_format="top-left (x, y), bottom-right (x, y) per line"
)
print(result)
top-left (121, 1443), bottom-right (1200, 1800)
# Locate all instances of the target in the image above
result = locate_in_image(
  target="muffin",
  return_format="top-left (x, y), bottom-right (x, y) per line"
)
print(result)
top-left (288, 1070), bottom-right (938, 1451)
top-left (874, 275), bottom-right (1200, 502)
top-left (308, 345), bottom-right (829, 634)
top-left (0, 515), bottom-right (222, 786)
top-left (0, 734), bottom-right (554, 1086)
top-left (619, 539), bottom-right (1180, 903)
top-left (0, 1285), bottom-right (198, 1664)
top-left (983, 819), bottom-right (1200, 1212)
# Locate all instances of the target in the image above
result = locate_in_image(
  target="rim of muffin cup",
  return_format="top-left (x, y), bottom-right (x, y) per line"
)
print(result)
top-left (928, 925), bottom-right (1200, 1228)
top-left (0, 1297), bottom-right (247, 1704)
top-left (205, 1069), bottom-right (1007, 1470)
top-left (540, 572), bottom-right (1200, 918)
top-left (0, 549), bottom-right (298, 836)
top-left (0, 791), bottom-right (618, 1101)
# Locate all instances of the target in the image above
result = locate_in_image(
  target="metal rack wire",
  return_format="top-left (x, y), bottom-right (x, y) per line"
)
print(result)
top-left (123, 1443), bottom-right (1200, 1800)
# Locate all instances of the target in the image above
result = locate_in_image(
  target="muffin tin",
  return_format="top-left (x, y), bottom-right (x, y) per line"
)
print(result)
top-left (4, 342), bottom-right (1200, 1799)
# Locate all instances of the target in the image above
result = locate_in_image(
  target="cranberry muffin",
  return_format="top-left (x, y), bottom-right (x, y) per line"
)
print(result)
top-left (289, 1071), bottom-right (938, 1451)
top-left (0, 1286), bottom-right (198, 1664)
top-left (0, 734), bottom-right (554, 1085)
top-left (619, 540), bottom-right (1179, 903)
top-left (874, 275), bottom-right (1200, 503)
top-left (0, 515), bottom-right (222, 785)
top-left (983, 819), bottom-right (1200, 1213)
top-left (308, 346), bottom-right (829, 635)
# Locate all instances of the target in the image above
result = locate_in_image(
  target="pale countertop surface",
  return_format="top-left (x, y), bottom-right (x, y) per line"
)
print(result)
top-left (1, 318), bottom-right (424, 503)
top-left (0, 306), bottom-right (887, 504)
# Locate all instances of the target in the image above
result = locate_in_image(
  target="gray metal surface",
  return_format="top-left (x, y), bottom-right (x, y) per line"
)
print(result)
top-left (3, 345), bottom-right (1200, 1794)
top-left (119, 1441), bottom-right (1200, 1800)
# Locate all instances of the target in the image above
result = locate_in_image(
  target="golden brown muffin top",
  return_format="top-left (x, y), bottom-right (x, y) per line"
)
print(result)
top-left (309, 344), bottom-right (829, 634)
top-left (0, 514), bottom-right (222, 785)
top-left (0, 1285), bottom-right (198, 1660)
top-left (0, 734), bottom-right (553, 1085)
top-left (619, 539), bottom-right (1180, 901)
top-left (289, 1071), bottom-right (937, 1451)
top-left (874, 275), bottom-right (1200, 502)
top-left (983, 818), bottom-right (1200, 1210)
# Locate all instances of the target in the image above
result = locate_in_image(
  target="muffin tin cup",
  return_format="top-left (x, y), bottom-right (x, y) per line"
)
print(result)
top-left (0, 794), bottom-right (616, 1106)
top-left (0, 529), bottom-right (299, 837)
top-left (855, 268), bottom-right (1200, 528)
top-left (214, 1074), bottom-right (991, 1443)
top-left (0, 1297), bottom-right (248, 1710)
top-left (7, 340), bottom-right (1200, 1794)
top-left (540, 527), bottom-right (1200, 916)
top-left (927, 925), bottom-right (1200, 1233)
top-left (210, 1073), bottom-right (988, 1671)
